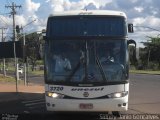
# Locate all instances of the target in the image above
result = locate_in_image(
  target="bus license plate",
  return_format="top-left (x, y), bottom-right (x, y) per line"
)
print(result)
top-left (79, 103), bottom-right (93, 109)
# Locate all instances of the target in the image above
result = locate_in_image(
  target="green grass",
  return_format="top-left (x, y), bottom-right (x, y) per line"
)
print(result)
top-left (31, 70), bottom-right (160, 75)
top-left (3, 65), bottom-right (44, 76)
top-left (0, 74), bottom-right (16, 83)
top-left (7, 67), bottom-right (15, 71)
top-left (129, 70), bottom-right (160, 75)
top-left (0, 74), bottom-right (24, 84)
top-left (29, 70), bottom-right (44, 75)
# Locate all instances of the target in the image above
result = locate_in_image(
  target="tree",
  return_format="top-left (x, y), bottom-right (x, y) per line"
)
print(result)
top-left (24, 32), bottom-right (44, 71)
top-left (141, 36), bottom-right (160, 69)
top-left (129, 45), bottom-right (137, 66)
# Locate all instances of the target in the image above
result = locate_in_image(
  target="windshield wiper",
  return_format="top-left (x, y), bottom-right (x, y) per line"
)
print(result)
top-left (95, 55), bottom-right (107, 82)
top-left (66, 61), bottom-right (81, 82)
top-left (66, 41), bottom-right (89, 82)
top-left (66, 49), bottom-right (85, 82)
top-left (83, 40), bottom-right (89, 82)
top-left (94, 42), bottom-right (107, 82)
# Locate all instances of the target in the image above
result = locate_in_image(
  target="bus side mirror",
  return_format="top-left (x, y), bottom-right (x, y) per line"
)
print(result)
top-left (128, 39), bottom-right (137, 63)
top-left (42, 29), bottom-right (46, 40)
top-left (127, 39), bottom-right (136, 47)
top-left (43, 36), bottom-right (49, 45)
top-left (43, 36), bottom-right (47, 40)
top-left (128, 23), bottom-right (134, 33)
top-left (42, 29), bottom-right (49, 43)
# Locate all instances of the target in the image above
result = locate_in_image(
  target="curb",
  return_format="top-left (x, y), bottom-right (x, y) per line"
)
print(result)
top-left (130, 72), bottom-right (160, 75)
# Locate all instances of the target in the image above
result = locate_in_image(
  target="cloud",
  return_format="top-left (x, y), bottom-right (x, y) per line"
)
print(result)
top-left (134, 7), bottom-right (144, 13)
top-left (47, 0), bottom-right (97, 11)
top-left (2, 0), bottom-right (160, 47)
top-left (24, 0), bottom-right (40, 13)
top-left (15, 15), bottom-right (27, 26)
top-left (17, 0), bottom-right (41, 32)
top-left (45, 0), bottom-right (112, 11)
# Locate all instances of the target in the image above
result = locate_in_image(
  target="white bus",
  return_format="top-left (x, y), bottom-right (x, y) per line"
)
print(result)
top-left (44, 10), bottom-right (135, 114)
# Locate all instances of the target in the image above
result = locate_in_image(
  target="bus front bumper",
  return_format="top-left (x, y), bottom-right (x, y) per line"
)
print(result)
top-left (45, 95), bottom-right (128, 112)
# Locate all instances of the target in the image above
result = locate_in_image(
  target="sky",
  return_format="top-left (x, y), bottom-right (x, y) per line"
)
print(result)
top-left (0, 0), bottom-right (160, 47)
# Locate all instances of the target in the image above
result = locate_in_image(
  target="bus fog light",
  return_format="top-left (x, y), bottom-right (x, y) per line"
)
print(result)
top-left (118, 104), bottom-right (121, 107)
top-left (47, 92), bottom-right (53, 97)
top-left (123, 103), bottom-right (127, 106)
top-left (47, 103), bottom-right (50, 106)
top-left (46, 92), bottom-right (64, 99)
top-left (107, 91), bottom-right (128, 98)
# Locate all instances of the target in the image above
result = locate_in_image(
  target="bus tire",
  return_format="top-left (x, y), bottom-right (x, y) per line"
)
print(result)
top-left (112, 111), bottom-right (120, 117)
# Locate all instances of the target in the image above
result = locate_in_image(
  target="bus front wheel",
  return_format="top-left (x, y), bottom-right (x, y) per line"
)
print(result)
top-left (112, 111), bottom-right (120, 117)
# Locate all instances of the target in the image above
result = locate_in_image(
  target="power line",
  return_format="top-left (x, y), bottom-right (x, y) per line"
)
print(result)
top-left (6, 0), bottom-right (12, 5)
top-left (134, 26), bottom-right (160, 32)
top-left (0, 12), bottom-right (10, 15)
top-left (0, 15), bottom-right (9, 26)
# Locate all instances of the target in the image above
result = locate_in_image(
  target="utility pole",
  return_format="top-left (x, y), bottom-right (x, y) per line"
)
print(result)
top-left (23, 32), bottom-right (27, 86)
top-left (0, 27), bottom-right (7, 76)
top-left (5, 2), bottom-right (21, 92)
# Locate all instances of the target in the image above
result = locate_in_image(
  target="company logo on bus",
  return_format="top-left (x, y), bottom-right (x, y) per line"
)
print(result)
top-left (79, 12), bottom-right (93, 15)
top-left (71, 87), bottom-right (104, 91)
top-left (83, 92), bottom-right (89, 97)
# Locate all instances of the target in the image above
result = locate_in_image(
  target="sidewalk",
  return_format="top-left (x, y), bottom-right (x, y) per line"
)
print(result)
top-left (0, 83), bottom-right (44, 102)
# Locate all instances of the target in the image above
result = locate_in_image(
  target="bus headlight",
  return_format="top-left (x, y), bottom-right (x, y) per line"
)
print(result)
top-left (46, 92), bottom-right (64, 99)
top-left (107, 91), bottom-right (128, 98)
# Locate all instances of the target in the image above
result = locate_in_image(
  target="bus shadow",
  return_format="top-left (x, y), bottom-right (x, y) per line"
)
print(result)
top-left (0, 92), bottom-right (118, 120)
top-left (45, 112), bottom-right (103, 120)
top-left (0, 92), bottom-right (45, 114)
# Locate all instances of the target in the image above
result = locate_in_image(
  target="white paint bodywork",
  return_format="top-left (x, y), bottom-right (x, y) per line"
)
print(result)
top-left (49, 10), bottom-right (127, 18)
top-left (45, 83), bottom-right (129, 112)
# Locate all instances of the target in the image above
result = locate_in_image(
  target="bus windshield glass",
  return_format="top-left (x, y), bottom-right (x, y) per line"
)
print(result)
top-left (45, 39), bottom-right (128, 84)
top-left (47, 16), bottom-right (126, 37)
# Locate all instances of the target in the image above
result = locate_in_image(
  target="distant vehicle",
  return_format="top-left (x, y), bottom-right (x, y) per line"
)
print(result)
top-left (18, 68), bottom-right (23, 74)
top-left (19, 65), bottom-right (24, 68)
top-left (0, 68), bottom-right (8, 71)
top-left (44, 10), bottom-right (136, 114)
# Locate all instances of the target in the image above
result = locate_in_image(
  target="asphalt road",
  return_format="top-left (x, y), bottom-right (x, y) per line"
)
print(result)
top-left (0, 73), bottom-right (160, 120)
top-left (128, 73), bottom-right (160, 114)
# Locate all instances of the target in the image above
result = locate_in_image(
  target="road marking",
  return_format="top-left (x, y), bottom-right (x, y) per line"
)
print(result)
top-left (25, 101), bottom-right (45, 106)
top-left (22, 98), bottom-right (46, 111)
top-left (24, 111), bottom-right (30, 113)
top-left (128, 108), bottom-right (147, 114)
top-left (22, 99), bottom-right (45, 104)
top-left (29, 104), bottom-right (45, 109)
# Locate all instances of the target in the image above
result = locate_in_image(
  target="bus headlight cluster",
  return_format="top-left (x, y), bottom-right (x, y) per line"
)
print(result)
top-left (107, 91), bottom-right (128, 98)
top-left (46, 92), bottom-right (64, 99)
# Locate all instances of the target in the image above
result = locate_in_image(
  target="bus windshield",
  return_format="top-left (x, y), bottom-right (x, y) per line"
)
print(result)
top-left (45, 39), bottom-right (128, 85)
top-left (47, 16), bottom-right (126, 37)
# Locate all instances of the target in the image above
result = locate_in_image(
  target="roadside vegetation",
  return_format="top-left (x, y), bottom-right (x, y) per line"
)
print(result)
top-left (129, 36), bottom-right (160, 73)
top-left (30, 70), bottom-right (44, 75)
top-left (0, 74), bottom-right (24, 84)
top-left (129, 69), bottom-right (160, 75)
top-left (0, 74), bottom-right (15, 83)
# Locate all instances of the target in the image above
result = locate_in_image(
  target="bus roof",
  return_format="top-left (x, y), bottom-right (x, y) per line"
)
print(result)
top-left (49, 10), bottom-right (127, 18)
